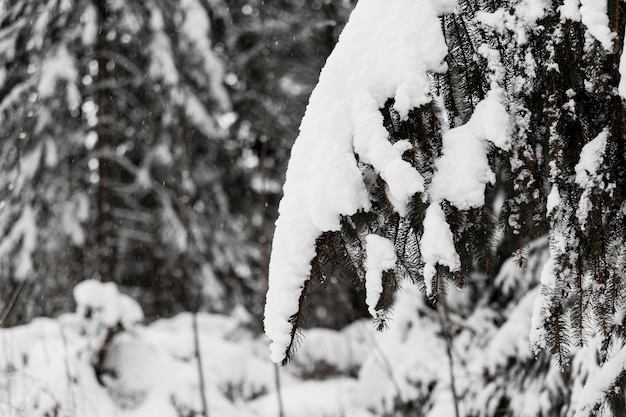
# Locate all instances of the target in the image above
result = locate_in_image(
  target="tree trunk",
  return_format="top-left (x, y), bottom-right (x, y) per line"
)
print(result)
top-left (93, 0), bottom-right (117, 283)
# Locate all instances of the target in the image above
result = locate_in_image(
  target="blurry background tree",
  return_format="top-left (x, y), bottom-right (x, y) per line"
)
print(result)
top-left (0, 0), bottom-right (361, 328)
top-left (223, 0), bottom-right (363, 328)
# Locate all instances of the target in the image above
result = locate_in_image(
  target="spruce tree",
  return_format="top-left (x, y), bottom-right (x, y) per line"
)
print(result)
top-left (264, 0), bottom-right (626, 414)
top-left (0, 0), bottom-right (255, 324)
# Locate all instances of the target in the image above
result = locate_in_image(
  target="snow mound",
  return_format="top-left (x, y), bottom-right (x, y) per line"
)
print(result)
top-left (74, 279), bottom-right (144, 330)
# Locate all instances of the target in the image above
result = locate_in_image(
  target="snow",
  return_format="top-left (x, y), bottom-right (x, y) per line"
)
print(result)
top-left (420, 204), bottom-right (460, 296)
top-left (417, 89), bottom-right (510, 297)
top-left (250, 378), bottom-right (359, 417)
top-left (430, 89), bottom-right (511, 209)
top-left (574, 344), bottom-right (626, 416)
top-left (546, 185), bottom-right (562, 215)
top-left (1, 246), bottom-right (622, 417)
top-left (364, 234), bottom-right (397, 316)
top-left (265, 0), bottom-right (449, 364)
top-left (0, 206), bottom-right (37, 280)
top-left (73, 280), bottom-right (143, 330)
top-left (486, 288), bottom-right (538, 372)
top-left (475, 9), bottom-right (511, 36)
top-left (38, 45), bottom-right (81, 110)
top-left (579, 0), bottom-right (615, 50)
top-left (514, 0), bottom-right (549, 25)
top-left (180, 0), bottom-right (230, 112)
top-left (574, 129), bottom-right (608, 229)
top-left (290, 324), bottom-right (369, 377)
top-left (148, 8), bottom-right (179, 86)
top-left (0, 284), bottom-right (265, 417)
top-left (44, 138), bottom-right (58, 167)
top-left (529, 255), bottom-right (557, 353)
top-left (353, 285), bottom-right (451, 415)
top-left (184, 93), bottom-right (221, 137)
top-left (81, 5), bottom-right (98, 46)
top-left (63, 194), bottom-right (89, 245)
top-left (476, 0), bottom-right (548, 45)
top-left (352, 93), bottom-right (424, 215)
top-left (559, 0), bottom-right (582, 21)
top-left (14, 144), bottom-right (42, 193)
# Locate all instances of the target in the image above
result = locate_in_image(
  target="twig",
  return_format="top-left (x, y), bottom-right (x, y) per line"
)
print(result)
top-left (192, 313), bottom-right (209, 417)
top-left (274, 363), bottom-right (285, 417)
top-left (439, 299), bottom-right (461, 417)
top-left (0, 280), bottom-right (27, 327)
top-left (59, 323), bottom-right (77, 417)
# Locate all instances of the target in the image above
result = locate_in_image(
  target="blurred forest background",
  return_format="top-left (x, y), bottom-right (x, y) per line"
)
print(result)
top-left (2, 1), bottom-right (626, 417)
top-left (0, 0), bottom-right (360, 329)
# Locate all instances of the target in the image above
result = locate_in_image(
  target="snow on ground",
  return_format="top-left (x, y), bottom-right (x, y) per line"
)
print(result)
top-left (1, 268), bottom-right (623, 417)
top-left (250, 378), bottom-right (360, 417)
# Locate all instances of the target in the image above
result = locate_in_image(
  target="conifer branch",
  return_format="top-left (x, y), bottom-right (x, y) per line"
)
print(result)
top-left (283, 276), bottom-right (313, 365)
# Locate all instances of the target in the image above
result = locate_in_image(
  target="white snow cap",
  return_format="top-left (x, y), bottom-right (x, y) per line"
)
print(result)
top-left (579, 0), bottom-right (615, 50)
top-left (574, 128), bottom-right (609, 229)
top-left (559, 0), bottom-right (582, 21)
top-left (430, 89), bottom-right (511, 209)
top-left (420, 204), bottom-right (461, 296)
top-left (264, 0), bottom-right (450, 364)
top-left (574, 344), bottom-right (626, 416)
top-left (575, 128), bottom-right (608, 189)
top-left (74, 280), bottom-right (144, 329)
top-left (546, 185), bottom-right (562, 215)
top-left (529, 255), bottom-right (557, 353)
top-left (365, 234), bottom-right (397, 316)
top-left (417, 90), bottom-right (510, 296)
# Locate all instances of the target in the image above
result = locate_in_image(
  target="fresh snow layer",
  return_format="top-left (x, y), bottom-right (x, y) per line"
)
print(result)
top-left (575, 129), bottom-right (608, 188)
top-left (419, 90), bottom-right (510, 292)
top-left (420, 204), bottom-right (460, 296)
top-left (265, 0), bottom-right (449, 363)
top-left (3, 252), bottom-right (624, 417)
top-left (559, 0), bottom-right (582, 21)
top-left (74, 279), bottom-right (143, 329)
top-left (546, 185), bottom-right (562, 215)
top-left (574, 129), bottom-right (608, 229)
top-left (574, 344), bottom-right (626, 416)
top-left (529, 255), bottom-right (557, 353)
top-left (364, 234), bottom-right (397, 316)
top-left (430, 89), bottom-right (511, 209)
top-left (579, 0), bottom-right (615, 50)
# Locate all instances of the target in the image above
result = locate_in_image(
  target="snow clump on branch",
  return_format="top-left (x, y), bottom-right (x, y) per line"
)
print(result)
top-left (264, 0), bottom-right (449, 364)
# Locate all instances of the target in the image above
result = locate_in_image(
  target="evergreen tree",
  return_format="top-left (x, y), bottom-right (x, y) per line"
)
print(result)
top-left (0, 0), bottom-right (255, 324)
top-left (265, 0), bottom-right (626, 414)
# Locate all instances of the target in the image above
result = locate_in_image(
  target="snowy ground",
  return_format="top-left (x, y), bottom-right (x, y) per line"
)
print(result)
top-left (0, 270), bottom-right (616, 417)
top-left (0, 279), bottom-right (466, 417)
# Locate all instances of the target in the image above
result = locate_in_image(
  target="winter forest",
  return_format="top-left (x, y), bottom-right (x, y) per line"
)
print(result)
top-left (0, 0), bottom-right (625, 415)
